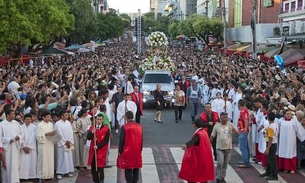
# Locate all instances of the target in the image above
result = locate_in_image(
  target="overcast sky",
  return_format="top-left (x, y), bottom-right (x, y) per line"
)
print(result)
top-left (108, 0), bottom-right (150, 13)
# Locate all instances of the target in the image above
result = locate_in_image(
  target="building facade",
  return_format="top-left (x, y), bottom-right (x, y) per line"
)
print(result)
top-left (150, 0), bottom-right (156, 12)
top-left (179, 0), bottom-right (197, 20)
top-left (165, 0), bottom-right (180, 20)
top-left (155, 0), bottom-right (168, 19)
top-left (279, 0), bottom-right (305, 40)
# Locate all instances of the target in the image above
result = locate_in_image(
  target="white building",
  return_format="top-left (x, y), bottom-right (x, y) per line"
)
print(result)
top-left (155, 0), bottom-right (168, 19)
top-left (179, 0), bottom-right (197, 20)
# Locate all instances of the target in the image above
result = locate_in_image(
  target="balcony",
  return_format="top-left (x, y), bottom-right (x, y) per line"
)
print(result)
top-left (165, 0), bottom-right (175, 11)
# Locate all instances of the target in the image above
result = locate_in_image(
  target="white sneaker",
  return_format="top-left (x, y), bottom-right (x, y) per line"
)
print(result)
top-left (67, 173), bottom-right (73, 177)
top-left (115, 129), bottom-right (118, 134)
top-left (57, 175), bottom-right (63, 180)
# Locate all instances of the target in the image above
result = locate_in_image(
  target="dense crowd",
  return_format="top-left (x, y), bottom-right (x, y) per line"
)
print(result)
top-left (0, 36), bottom-right (304, 183)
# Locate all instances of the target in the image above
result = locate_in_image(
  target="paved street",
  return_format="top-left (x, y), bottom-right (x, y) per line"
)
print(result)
top-left (25, 107), bottom-right (305, 183)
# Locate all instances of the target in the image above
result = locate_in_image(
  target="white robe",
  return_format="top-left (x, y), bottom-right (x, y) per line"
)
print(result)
top-left (54, 120), bottom-right (74, 174)
top-left (117, 100), bottom-right (137, 127)
top-left (211, 98), bottom-right (225, 118)
top-left (258, 114), bottom-right (269, 153)
top-left (36, 121), bottom-right (55, 179)
top-left (200, 84), bottom-right (209, 106)
top-left (20, 123), bottom-right (37, 179)
top-left (232, 93), bottom-right (242, 128)
top-left (223, 100), bottom-right (233, 121)
top-left (278, 116), bottom-right (305, 158)
top-left (0, 120), bottom-right (23, 183)
top-left (253, 110), bottom-right (263, 143)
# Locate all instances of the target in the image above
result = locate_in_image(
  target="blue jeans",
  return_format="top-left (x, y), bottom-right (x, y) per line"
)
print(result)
top-left (189, 102), bottom-right (198, 118)
top-left (239, 132), bottom-right (250, 166)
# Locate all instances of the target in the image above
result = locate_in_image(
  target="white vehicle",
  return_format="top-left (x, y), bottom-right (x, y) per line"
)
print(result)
top-left (140, 70), bottom-right (175, 107)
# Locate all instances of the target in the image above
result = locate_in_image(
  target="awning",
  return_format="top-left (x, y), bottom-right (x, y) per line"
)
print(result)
top-left (226, 43), bottom-right (242, 51)
top-left (280, 48), bottom-right (305, 65)
top-left (264, 47), bottom-right (289, 58)
top-left (40, 47), bottom-right (69, 55)
top-left (236, 44), bottom-right (251, 51)
top-left (246, 45), bottom-right (277, 54)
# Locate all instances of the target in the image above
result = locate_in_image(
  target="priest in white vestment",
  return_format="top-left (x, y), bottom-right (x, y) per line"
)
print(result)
top-left (20, 114), bottom-right (37, 179)
top-left (232, 87), bottom-right (243, 128)
top-left (211, 92), bottom-right (225, 118)
top-left (277, 110), bottom-right (305, 173)
top-left (54, 110), bottom-right (74, 178)
top-left (36, 110), bottom-right (56, 180)
top-left (257, 110), bottom-right (269, 167)
top-left (0, 109), bottom-right (23, 183)
top-left (117, 94), bottom-right (137, 127)
top-left (223, 93), bottom-right (233, 121)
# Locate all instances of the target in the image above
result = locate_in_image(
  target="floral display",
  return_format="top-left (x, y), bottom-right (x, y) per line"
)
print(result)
top-left (141, 31), bottom-right (175, 72)
top-left (147, 31), bottom-right (169, 47)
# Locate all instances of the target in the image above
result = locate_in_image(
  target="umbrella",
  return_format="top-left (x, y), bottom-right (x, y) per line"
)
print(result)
top-left (64, 44), bottom-right (84, 50)
top-left (77, 48), bottom-right (90, 53)
top-left (40, 47), bottom-right (68, 55)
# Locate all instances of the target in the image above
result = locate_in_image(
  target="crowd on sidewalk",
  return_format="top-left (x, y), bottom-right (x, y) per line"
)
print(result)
top-left (0, 37), bottom-right (305, 183)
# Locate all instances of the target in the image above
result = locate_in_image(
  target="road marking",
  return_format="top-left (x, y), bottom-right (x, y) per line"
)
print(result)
top-left (142, 148), bottom-right (160, 183)
top-left (104, 149), bottom-right (118, 182)
top-left (170, 147), bottom-right (186, 182)
top-left (234, 147), bottom-right (287, 183)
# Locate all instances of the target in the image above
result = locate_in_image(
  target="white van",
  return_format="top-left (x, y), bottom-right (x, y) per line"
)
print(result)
top-left (140, 70), bottom-right (175, 107)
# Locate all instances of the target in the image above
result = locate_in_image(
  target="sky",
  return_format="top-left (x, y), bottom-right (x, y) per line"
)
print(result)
top-left (108, 0), bottom-right (150, 13)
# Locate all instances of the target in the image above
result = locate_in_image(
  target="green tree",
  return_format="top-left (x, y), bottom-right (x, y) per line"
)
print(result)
top-left (65, 0), bottom-right (97, 45)
top-left (96, 12), bottom-right (124, 40)
top-left (0, 0), bottom-right (74, 55)
top-left (168, 20), bottom-right (180, 38)
top-left (120, 13), bottom-right (131, 29)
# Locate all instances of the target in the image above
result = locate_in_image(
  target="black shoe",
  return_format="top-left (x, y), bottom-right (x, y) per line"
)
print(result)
top-left (265, 176), bottom-right (278, 180)
top-left (222, 179), bottom-right (227, 183)
top-left (252, 158), bottom-right (257, 161)
top-left (260, 172), bottom-right (269, 177)
top-left (216, 179), bottom-right (222, 183)
top-left (105, 165), bottom-right (112, 168)
top-left (175, 119), bottom-right (178, 123)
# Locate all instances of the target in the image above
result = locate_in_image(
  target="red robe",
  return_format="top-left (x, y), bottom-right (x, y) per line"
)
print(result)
top-left (179, 129), bottom-right (215, 182)
top-left (87, 125), bottom-right (109, 168)
top-left (117, 122), bottom-right (143, 169)
top-left (178, 80), bottom-right (190, 93)
top-left (200, 111), bottom-right (219, 135)
top-left (130, 92), bottom-right (143, 115)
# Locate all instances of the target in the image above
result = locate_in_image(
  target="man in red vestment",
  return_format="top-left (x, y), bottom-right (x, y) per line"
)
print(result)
top-left (179, 119), bottom-right (215, 183)
top-left (117, 111), bottom-right (143, 183)
top-left (87, 114), bottom-right (110, 183)
top-left (199, 103), bottom-right (219, 160)
top-left (130, 86), bottom-right (143, 124)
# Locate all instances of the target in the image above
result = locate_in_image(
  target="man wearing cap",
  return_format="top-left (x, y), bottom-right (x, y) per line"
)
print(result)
top-left (186, 79), bottom-right (201, 122)
top-left (54, 110), bottom-right (74, 179)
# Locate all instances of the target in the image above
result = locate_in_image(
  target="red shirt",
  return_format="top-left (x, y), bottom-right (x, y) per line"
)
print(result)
top-left (238, 109), bottom-right (250, 132)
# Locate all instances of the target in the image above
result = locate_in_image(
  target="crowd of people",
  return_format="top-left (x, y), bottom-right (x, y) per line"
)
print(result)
top-left (0, 35), bottom-right (304, 183)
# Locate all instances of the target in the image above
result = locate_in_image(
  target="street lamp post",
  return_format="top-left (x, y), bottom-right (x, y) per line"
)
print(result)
top-left (222, 0), bottom-right (227, 48)
top-left (251, 0), bottom-right (258, 60)
top-left (205, 0), bottom-right (210, 17)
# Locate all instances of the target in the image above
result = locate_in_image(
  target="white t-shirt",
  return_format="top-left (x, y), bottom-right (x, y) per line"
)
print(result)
top-left (265, 122), bottom-right (278, 144)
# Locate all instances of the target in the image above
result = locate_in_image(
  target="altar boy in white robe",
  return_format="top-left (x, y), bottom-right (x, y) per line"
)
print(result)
top-left (20, 114), bottom-right (37, 180)
top-left (211, 92), bottom-right (225, 117)
top-left (0, 109), bottom-right (23, 183)
top-left (54, 110), bottom-right (75, 179)
top-left (117, 93), bottom-right (137, 127)
top-left (223, 93), bottom-right (233, 121)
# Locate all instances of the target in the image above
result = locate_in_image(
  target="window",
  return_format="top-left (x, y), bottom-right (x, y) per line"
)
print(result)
top-left (284, 3), bottom-right (289, 12)
top-left (143, 74), bottom-right (173, 84)
top-left (297, 0), bottom-right (303, 10)
top-left (264, 0), bottom-right (274, 7)
top-left (291, 1), bottom-right (296, 12)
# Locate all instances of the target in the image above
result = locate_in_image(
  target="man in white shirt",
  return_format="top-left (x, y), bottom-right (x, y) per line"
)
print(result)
top-left (54, 110), bottom-right (74, 179)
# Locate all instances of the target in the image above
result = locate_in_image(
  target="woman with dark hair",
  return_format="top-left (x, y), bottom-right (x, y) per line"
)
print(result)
top-left (154, 84), bottom-right (164, 123)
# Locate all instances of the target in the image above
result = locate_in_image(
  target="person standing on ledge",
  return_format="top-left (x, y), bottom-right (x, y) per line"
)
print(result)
top-left (179, 119), bottom-right (215, 183)
top-left (117, 111), bottom-right (143, 183)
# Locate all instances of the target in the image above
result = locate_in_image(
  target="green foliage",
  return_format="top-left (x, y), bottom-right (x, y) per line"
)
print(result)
top-left (0, 0), bottom-right (74, 54)
top-left (96, 12), bottom-right (124, 40)
top-left (167, 14), bottom-right (224, 44)
top-left (142, 12), bottom-right (171, 35)
top-left (65, 0), bottom-right (96, 44)
top-left (120, 13), bottom-right (131, 28)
